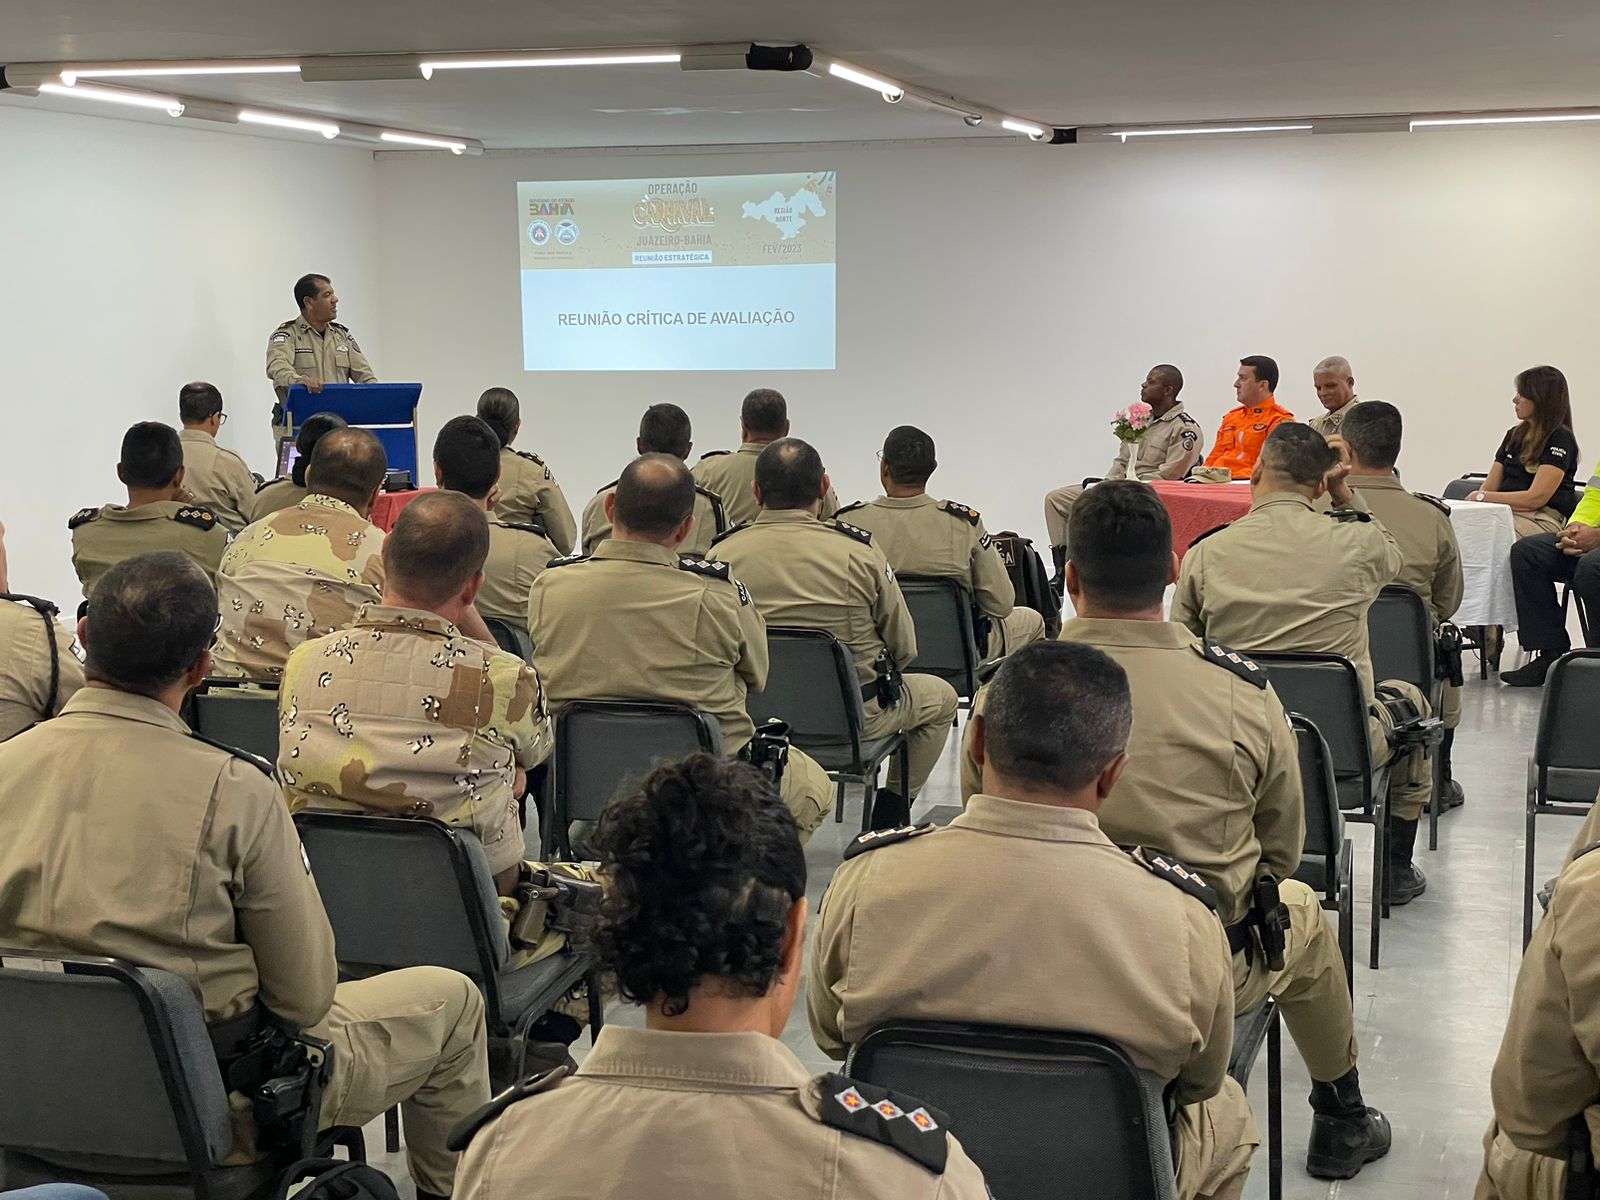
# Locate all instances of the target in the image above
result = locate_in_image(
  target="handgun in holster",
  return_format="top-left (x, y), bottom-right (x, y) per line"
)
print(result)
top-left (1435, 622), bottom-right (1466, 688)
top-left (863, 650), bottom-right (905, 708)
top-left (1252, 874), bottom-right (1290, 973)
top-left (211, 1006), bottom-right (331, 1157)
top-left (271, 400), bottom-right (285, 428)
top-left (970, 606), bottom-right (994, 656)
top-left (509, 863), bottom-right (604, 955)
top-left (740, 718), bottom-right (791, 788)
top-left (1566, 1112), bottom-right (1600, 1200)
top-left (1375, 684), bottom-right (1444, 755)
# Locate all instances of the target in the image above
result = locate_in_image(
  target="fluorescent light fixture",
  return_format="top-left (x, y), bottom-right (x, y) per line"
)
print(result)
top-left (239, 109), bottom-right (340, 138)
top-left (1000, 117), bottom-right (1049, 139)
top-left (1111, 123), bottom-right (1313, 141)
top-left (380, 131), bottom-right (468, 153)
top-left (38, 81), bottom-right (184, 117)
top-left (62, 61), bottom-right (298, 84)
top-left (1410, 112), bottom-right (1600, 128)
top-left (826, 61), bottom-right (904, 100)
top-left (419, 51), bottom-right (681, 79)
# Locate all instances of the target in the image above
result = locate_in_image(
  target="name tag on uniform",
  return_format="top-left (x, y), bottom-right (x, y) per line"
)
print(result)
top-left (294, 347), bottom-right (314, 355)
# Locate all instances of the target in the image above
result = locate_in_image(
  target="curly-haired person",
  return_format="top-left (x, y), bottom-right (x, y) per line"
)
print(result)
top-left (450, 754), bottom-right (992, 1199)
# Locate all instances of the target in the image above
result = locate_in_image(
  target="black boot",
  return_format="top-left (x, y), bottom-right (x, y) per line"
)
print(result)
top-left (1435, 729), bottom-right (1465, 811)
top-left (869, 789), bottom-right (910, 830)
top-left (1387, 814), bottom-right (1427, 906)
top-left (1306, 1068), bottom-right (1392, 1179)
top-left (1049, 546), bottom-right (1067, 598)
top-left (1502, 650), bottom-right (1558, 687)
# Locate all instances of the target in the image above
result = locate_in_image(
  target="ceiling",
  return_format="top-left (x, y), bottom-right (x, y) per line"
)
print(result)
top-left (4, 0), bottom-right (1600, 149)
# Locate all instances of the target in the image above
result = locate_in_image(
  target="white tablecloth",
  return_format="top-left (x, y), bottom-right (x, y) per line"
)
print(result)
top-left (1448, 500), bottom-right (1519, 629)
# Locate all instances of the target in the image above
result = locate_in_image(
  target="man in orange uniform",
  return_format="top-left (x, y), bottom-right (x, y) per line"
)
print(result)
top-left (1204, 356), bottom-right (1295, 479)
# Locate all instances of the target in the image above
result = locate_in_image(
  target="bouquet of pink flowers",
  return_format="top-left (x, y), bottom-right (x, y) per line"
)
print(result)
top-left (1111, 400), bottom-right (1153, 443)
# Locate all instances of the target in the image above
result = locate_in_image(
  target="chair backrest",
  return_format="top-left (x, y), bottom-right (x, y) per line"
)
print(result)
top-left (483, 618), bottom-right (534, 665)
top-left (1248, 653), bottom-right (1375, 812)
top-left (747, 627), bottom-right (865, 747)
top-left (0, 950), bottom-right (233, 1174)
top-left (552, 700), bottom-right (724, 827)
top-left (1290, 714), bottom-right (1345, 865)
top-left (1367, 585), bottom-right (1435, 699)
top-left (191, 681), bottom-right (280, 762)
top-left (1535, 651), bottom-right (1600, 803)
top-left (1441, 473), bottom-right (1487, 501)
top-left (848, 1022), bottom-right (1176, 1200)
top-left (896, 575), bottom-right (980, 698)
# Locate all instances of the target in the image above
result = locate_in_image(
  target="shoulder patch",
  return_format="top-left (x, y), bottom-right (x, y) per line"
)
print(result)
top-left (67, 506), bottom-right (101, 529)
top-left (827, 519), bottom-right (873, 546)
top-left (697, 449), bottom-right (732, 460)
top-left (1187, 522), bottom-right (1231, 548)
top-left (255, 477), bottom-right (288, 494)
top-left (709, 522), bottom-right (749, 547)
top-left (939, 500), bottom-right (981, 526)
top-left (1199, 641), bottom-right (1268, 689)
top-left (1129, 846), bottom-right (1220, 911)
top-left (834, 500), bottom-right (867, 517)
top-left (172, 506), bottom-right (219, 531)
top-left (1414, 492), bottom-right (1452, 515)
top-left (545, 551), bottom-right (589, 569)
top-left (447, 1066), bottom-right (568, 1153)
top-left (677, 556), bottom-right (731, 581)
top-left (818, 1073), bottom-right (949, 1174)
top-left (842, 822), bottom-right (937, 861)
top-left (189, 730), bottom-right (273, 778)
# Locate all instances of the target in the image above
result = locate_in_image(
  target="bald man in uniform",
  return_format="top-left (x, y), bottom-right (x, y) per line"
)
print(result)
top-left (839, 425), bottom-right (1043, 663)
top-left (1172, 422), bottom-right (1437, 904)
top-left (813, 642), bottom-right (1258, 1199)
top-left (959, 482), bottom-right (1390, 1180)
top-left (0, 592), bottom-right (84, 742)
top-left (711, 439), bottom-right (957, 829)
top-left (69, 421), bottom-right (229, 599)
top-left (0, 552), bottom-right (489, 1198)
top-left (265, 273), bottom-right (376, 439)
top-left (1309, 356), bottom-right (1362, 438)
top-left (177, 382), bottom-right (258, 533)
top-left (582, 403), bottom-right (727, 557)
top-left (530, 454), bottom-right (834, 839)
top-left (694, 388), bottom-right (840, 527)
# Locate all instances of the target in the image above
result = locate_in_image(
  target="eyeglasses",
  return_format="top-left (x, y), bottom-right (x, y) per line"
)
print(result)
top-left (216, 412), bottom-right (229, 426)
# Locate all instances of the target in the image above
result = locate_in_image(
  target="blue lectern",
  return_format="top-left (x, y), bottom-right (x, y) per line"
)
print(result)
top-left (284, 382), bottom-right (422, 480)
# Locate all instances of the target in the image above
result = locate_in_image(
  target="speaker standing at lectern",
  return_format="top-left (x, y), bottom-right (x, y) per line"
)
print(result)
top-left (265, 272), bottom-right (377, 439)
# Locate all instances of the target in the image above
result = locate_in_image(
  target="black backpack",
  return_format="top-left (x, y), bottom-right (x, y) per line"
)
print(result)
top-left (990, 532), bottom-right (1062, 638)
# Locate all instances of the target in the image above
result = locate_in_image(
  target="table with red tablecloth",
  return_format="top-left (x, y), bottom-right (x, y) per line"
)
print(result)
top-left (1148, 480), bottom-right (1254, 558)
top-left (370, 487), bottom-right (436, 532)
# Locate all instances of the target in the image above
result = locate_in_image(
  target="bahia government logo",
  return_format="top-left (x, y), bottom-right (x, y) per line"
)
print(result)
top-left (555, 219), bottom-right (580, 245)
top-left (527, 220), bottom-right (552, 247)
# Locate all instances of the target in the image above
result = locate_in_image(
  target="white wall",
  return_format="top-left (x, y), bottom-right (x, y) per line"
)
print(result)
top-left (374, 127), bottom-right (1600, 550)
top-left (0, 105), bottom-right (380, 608)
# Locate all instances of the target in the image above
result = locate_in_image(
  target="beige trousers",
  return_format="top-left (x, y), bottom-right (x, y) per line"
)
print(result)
top-left (983, 607), bottom-right (1047, 664)
top-left (863, 675), bottom-right (958, 798)
top-left (1370, 677), bottom-right (1435, 822)
top-left (1474, 1117), bottom-right (1593, 1199)
top-left (782, 747), bottom-right (836, 839)
top-left (1044, 484), bottom-right (1087, 549)
top-left (1514, 507), bottom-right (1568, 540)
top-left (1176, 1077), bottom-right (1261, 1200)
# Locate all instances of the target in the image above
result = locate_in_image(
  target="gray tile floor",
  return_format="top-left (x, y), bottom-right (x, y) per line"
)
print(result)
top-left (370, 661), bottom-right (1566, 1199)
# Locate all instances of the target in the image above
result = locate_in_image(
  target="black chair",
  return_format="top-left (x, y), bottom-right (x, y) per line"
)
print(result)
top-left (292, 812), bottom-right (602, 1087)
top-left (1248, 653), bottom-right (1390, 970)
top-left (1289, 716), bottom-right (1355, 995)
top-left (747, 628), bottom-right (910, 833)
top-left (896, 575), bottom-right (981, 710)
top-left (1228, 999), bottom-right (1283, 1200)
top-left (1440, 473), bottom-right (1487, 501)
top-left (482, 618), bottom-right (534, 665)
top-left (848, 1021), bottom-right (1178, 1200)
top-left (0, 949), bottom-right (361, 1200)
top-left (189, 680), bottom-right (280, 763)
top-left (1522, 650), bottom-right (1600, 949)
top-left (1368, 585), bottom-right (1448, 850)
top-left (543, 700), bottom-right (724, 859)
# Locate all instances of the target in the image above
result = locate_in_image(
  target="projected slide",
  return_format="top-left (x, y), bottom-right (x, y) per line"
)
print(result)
top-left (517, 171), bottom-right (836, 372)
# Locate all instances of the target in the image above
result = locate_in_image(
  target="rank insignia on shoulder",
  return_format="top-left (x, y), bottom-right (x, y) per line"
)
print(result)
top-left (1129, 846), bottom-right (1220, 911)
top-left (1575, 840), bottom-right (1600, 863)
top-left (828, 519), bottom-right (873, 545)
top-left (709, 523), bottom-right (748, 547)
top-left (446, 1066), bottom-right (568, 1153)
top-left (595, 478), bottom-right (621, 495)
top-left (1200, 641), bottom-right (1268, 689)
top-left (506, 520), bottom-right (550, 538)
top-left (173, 506), bottom-right (219, 531)
top-left (677, 556), bottom-right (731, 582)
top-left (190, 730), bottom-right (274, 777)
top-left (1187, 522), bottom-right (1231, 548)
top-left (819, 1074), bottom-right (950, 1174)
top-left (697, 449), bottom-right (731, 460)
top-left (67, 506), bottom-right (101, 529)
top-left (842, 822), bottom-right (936, 861)
top-left (1414, 492), bottom-right (1452, 515)
top-left (546, 551), bottom-right (590, 568)
top-left (513, 448), bottom-right (547, 467)
top-left (1328, 508), bottom-right (1373, 523)
top-left (940, 500), bottom-right (981, 525)
top-left (834, 500), bottom-right (867, 516)
top-left (255, 477), bottom-right (286, 493)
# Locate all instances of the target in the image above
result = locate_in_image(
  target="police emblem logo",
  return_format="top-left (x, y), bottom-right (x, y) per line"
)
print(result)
top-left (835, 1086), bottom-right (868, 1112)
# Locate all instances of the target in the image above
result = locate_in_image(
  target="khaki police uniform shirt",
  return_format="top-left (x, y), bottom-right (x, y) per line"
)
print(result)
top-left (0, 597), bottom-right (85, 742)
top-left (179, 428), bottom-right (258, 533)
top-left (808, 796), bottom-right (1234, 1104)
top-left (693, 442), bottom-right (842, 528)
top-left (1309, 397), bottom-right (1361, 438)
top-left (1347, 474), bottom-right (1464, 623)
top-left (580, 480), bottom-right (728, 558)
top-left (1104, 401), bottom-right (1206, 482)
top-left (1171, 490), bottom-right (1402, 702)
top-left (528, 539), bottom-right (764, 748)
top-left (265, 316), bottom-right (376, 400)
top-left (455, 1026), bottom-right (990, 1200)
top-left (491, 447), bottom-right (577, 555)
top-left (835, 494), bottom-right (1016, 620)
top-left (478, 519), bottom-right (559, 634)
top-left (277, 604), bottom-right (551, 876)
top-left (69, 501), bottom-right (230, 599)
top-left (710, 509), bottom-right (916, 685)
top-left (0, 687), bottom-right (337, 1026)
top-left (247, 478), bottom-right (309, 524)
top-left (212, 495), bottom-right (386, 681)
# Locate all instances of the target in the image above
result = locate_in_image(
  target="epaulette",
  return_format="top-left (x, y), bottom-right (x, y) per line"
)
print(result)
top-left (1187, 522), bottom-right (1230, 547)
top-left (593, 478), bottom-right (621, 495)
top-left (677, 556), bottom-right (730, 581)
top-left (939, 500), bottom-right (981, 526)
top-left (172, 506), bottom-right (219, 531)
top-left (275, 319), bottom-right (296, 331)
top-left (818, 1073), bottom-right (950, 1174)
top-left (255, 477), bottom-right (287, 494)
top-left (842, 822), bottom-right (936, 861)
top-left (189, 730), bottom-right (273, 778)
top-left (1575, 841), bottom-right (1600, 863)
top-left (1129, 846), bottom-right (1220, 911)
top-left (1328, 508), bottom-right (1373, 523)
top-left (1199, 641), bottom-right (1268, 689)
top-left (697, 449), bottom-right (731, 460)
top-left (67, 507), bottom-right (101, 529)
top-left (329, 320), bottom-right (350, 333)
top-left (709, 522), bottom-right (749, 547)
top-left (826, 519), bottom-right (873, 546)
top-left (834, 500), bottom-right (867, 517)
top-left (545, 551), bottom-right (589, 569)
top-left (1177, 410), bottom-right (1201, 424)
top-left (513, 448), bottom-right (547, 466)
top-left (504, 520), bottom-right (550, 539)
top-left (1415, 492), bottom-right (1451, 515)
top-left (696, 485), bottom-right (728, 531)
top-left (447, 1067), bottom-right (567, 1153)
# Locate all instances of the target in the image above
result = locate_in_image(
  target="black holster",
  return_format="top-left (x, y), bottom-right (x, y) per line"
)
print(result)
top-left (1227, 875), bottom-right (1289, 972)
top-left (1435, 622), bottom-right (1466, 688)
top-left (863, 650), bottom-right (905, 708)
top-left (740, 718), bottom-right (791, 789)
top-left (971, 606), bottom-right (994, 655)
top-left (510, 863), bottom-right (604, 955)
top-left (209, 1006), bottom-right (329, 1157)
top-left (1566, 1112), bottom-right (1600, 1200)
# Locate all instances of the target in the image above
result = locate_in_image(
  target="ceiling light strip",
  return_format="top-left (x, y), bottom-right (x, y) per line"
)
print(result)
top-left (63, 61), bottom-right (299, 84)
top-left (825, 60), bottom-right (905, 100)
top-left (1410, 111), bottom-right (1600, 128)
top-left (1112, 123), bottom-right (1313, 140)
top-left (380, 131), bottom-right (469, 153)
top-left (238, 109), bottom-right (340, 138)
top-left (37, 81), bottom-right (184, 116)
top-left (418, 49), bottom-right (682, 79)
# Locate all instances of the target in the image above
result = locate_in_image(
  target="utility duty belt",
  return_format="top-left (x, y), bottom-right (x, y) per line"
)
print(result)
top-left (208, 1004), bottom-right (331, 1156)
top-left (1225, 875), bottom-right (1289, 972)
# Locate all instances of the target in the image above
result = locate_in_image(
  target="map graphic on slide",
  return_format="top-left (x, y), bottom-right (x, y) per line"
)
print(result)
top-left (741, 188), bottom-right (827, 240)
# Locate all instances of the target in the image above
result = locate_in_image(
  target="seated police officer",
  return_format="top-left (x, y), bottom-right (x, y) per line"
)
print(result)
top-left (582, 403), bottom-right (728, 556)
top-left (692, 388), bottom-right (841, 527)
top-left (0, 515), bottom-right (85, 739)
top-left (451, 754), bottom-right (990, 1200)
top-left (0, 552), bottom-right (490, 1198)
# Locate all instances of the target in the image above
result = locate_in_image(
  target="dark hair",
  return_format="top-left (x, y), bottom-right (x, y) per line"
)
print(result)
top-left (306, 427), bottom-right (387, 509)
top-left (1152, 363), bottom-right (1184, 397)
top-left (740, 388), bottom-right (788, 437)
top-left (433, 415), bottom-right (503, 500)
top-left (593, 754), bottom-right (805, 1017)
top-left (384, 491), bottom-right (490, 605)
top-left (291, 411), bottom-right (348, 487)
top-left (754, 438), bottom-right (825, 510)
top-left (638, 403), bottom-right (693, 459)
top-left (177, 381), bottom-right (223, 425)
top-left (1240, 355), bottom-right (1280, 392)
top-left (982, 642), bottom-right (1132, 793)
top-left (1340, 401), bottom-right (1403, 471)
top-left (1510, 365), bottom-right (1575, 473)
top-left (476, 387), bottom-right (520, 448)
top-left (1260, 423), bottom-right (1338, 487)
top-left (614, 453), bottom-right (696, 538)
top-left (119, 422), bottom-right (184, 490)
top-left (1069, 482), bottom-right (1174, 612)
top-left (84, 552), bottom-right (216, 697)
top-left (881, 425), bottom-right (937, 488)
top-left (293, 273), bottom-right (330, 313)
